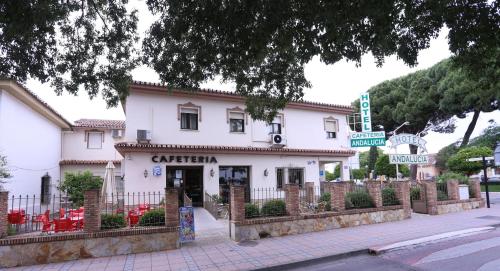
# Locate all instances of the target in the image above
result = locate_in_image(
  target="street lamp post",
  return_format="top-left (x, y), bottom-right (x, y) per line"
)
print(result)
top-left (482, 156), bottom-right (491, 208)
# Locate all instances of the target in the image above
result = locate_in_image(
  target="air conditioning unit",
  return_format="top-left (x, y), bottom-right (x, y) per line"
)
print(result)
top-left (270, 134), bottom-right (286, 148)
top-left (112, 129), bottom-right (123, 138)
top-left (137, 129), bottom-right (152, 143)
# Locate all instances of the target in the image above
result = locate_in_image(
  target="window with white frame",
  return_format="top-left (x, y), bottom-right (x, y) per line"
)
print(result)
top-left (180, 108), bottom-right (199, 130)
top-left (87, 131), bottom-right (103, 149)
top-left (288, 168), bottom-right (304, 188)
top-left (324, 118), bottom-right (338, 139)
top-left (269, 115), bottom-right (282, 134)
top-left (229, 112), bottom-right (245, 133)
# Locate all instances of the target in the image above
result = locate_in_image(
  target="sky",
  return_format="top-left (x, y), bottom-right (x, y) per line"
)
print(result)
top-left (25, 1), bottom-right (499, 154)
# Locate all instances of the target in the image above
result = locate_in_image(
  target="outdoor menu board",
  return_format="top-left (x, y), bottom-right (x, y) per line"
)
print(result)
top-left (179, 206), bottom-right (195, 243)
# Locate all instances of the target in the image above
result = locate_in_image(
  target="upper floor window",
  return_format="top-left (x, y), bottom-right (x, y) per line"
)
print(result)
top-left (180, 108), bottom-right (198, 130)
top-left (87, 131), bottom-right (103, 149)
top-left (324, 117), bottom-right (338, 139)
top-left (269, 114), bottom-right (283, 134)
top-left (229, 112), bottom-right (245, 133)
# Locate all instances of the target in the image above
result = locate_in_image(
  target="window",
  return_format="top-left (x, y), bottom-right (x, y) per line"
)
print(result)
top-left (115, 176), bottom-right (124, 195)
top-left (324, 118), bottom-right (338, 139)
top-left (268, 115), bottom-right (283, 134)
top-left (87, 132), bottom-right (103, 149)
top-left (276, 168), bottom-right (285, 189)
top-left (219, 166), bottom-right (250, 203)
top-left (41, 174), bottom-right (51, 204)
top-left (288, 168), bottom-right (304, 188)
top-left (229, 112), bottom-right (245, 133)
top-left (180, 108), bottom-right (198, 130)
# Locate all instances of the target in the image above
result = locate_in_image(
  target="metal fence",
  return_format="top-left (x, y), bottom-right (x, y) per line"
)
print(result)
top-left (344, 183), bottom-right (375, 209)
top-left (299, 186), bottom-right (332, 213)
top-left (204, 192), bottom-right (228, 220)
top-left (100, 192), bottom-right (165, 230)
top-left (436, 183), bottom-right (449, 201)
top-left (380, 182), bottom-right (400, 206)
top-left (7, 193), bottom-right (83, 236)
top-left (410, 183), bottom-right (423, 201)
top-left (245, 188), bottom-right (286, 219)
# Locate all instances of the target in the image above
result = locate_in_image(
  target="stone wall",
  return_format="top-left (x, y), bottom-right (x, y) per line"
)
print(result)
top-left (232, 206), bottom-right (406, 241)
top-left (0, 227), bottom-right (179, 268)
top-left (436, 198), bottom-right (485, 215)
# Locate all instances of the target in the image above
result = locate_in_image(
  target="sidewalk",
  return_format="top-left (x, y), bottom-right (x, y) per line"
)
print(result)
top-left (5, 204), bottom-right (500, 271)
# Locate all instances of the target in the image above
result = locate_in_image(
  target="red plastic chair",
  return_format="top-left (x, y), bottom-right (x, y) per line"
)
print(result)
top-left (54, 218), bottom-right (74, 232)
top-left (59, 208), bottom-right (66, 218)
top-left (41, 214), bottom-right (53, 233)
top-left (8, 209), bottom-right (26, 225)
top-left (127, 210), bottom-right (140, 226)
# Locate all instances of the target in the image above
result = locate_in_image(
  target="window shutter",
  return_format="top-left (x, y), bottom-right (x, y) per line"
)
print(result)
top-left (181, 108), bottom-right (198, 114)
top-left (87, 132), bottom-right (103, 148)
top-left (229, 112), bottom-right (244, 120)
top-left (273, 115), bottom-right (282, 124)
top-left (325, 120), bottom-right (337, 132)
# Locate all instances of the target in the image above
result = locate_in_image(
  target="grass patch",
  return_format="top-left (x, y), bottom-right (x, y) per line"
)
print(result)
top-left (481, 184), bottom-right (500, 192)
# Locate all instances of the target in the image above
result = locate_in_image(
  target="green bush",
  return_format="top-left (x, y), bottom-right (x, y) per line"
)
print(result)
top-left (319, 192), bottom-right (332, 211)
top-left (261, 199), bottom-right (286, 217)
top-left (345, 190), bottom-right (374, 209)
top-left (382, 187), bottom-right (400, 206)
top-left (437, 172), bottom-right (469, 184)
top-left (58, 171), bottom-right (103, 207)
top-left (437, 190), bottom-right (448, 201)
top-left (138, 209), bottom-right (165, 226)
top-left (410, 186), bottom-right (421, 200)
top-left (101, 214), bottom-right (127, 230)
top-left (245, 203), bottom-right (260, 218)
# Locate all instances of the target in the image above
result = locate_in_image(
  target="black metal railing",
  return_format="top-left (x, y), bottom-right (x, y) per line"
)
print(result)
top-left (344, 183), bottom-right (375, 209)
top-left (245, 188), bottom-right (286, 219)
top-left (436, 183), bottom-right (449, 201)
top-left (299, 186), bottom-right (332, 213)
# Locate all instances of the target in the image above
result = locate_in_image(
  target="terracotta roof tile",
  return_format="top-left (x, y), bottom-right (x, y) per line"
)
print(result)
top-left (115, 143), bottom-right (356, 157)
top-left (73, 119), bottom-right (125, 129)
top-left (131, 80), bottom-right (354, 114)
top-left (59, 160), bottom-right (121, 166)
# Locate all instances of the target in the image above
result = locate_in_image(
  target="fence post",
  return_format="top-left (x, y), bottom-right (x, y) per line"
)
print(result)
top-left (366, 181), bottom-right (383, 208)
top-left (470, 179), bottom-right (482, 199)
top-left (393, 181), bottom-right (411, 218)
top-left (285, 183), bottom-right (300, 216)
top-left (330, 182), bottom-right (346, 211)
top-left (447, 180), bottom-right (459, 200)
top-left (305, 182), bottom-right (314, 204)
top-left (83, 189), bottom-right (101, 232)
top-left (0, 191), bottom-right (8, 238)
top-left (165, 188), bottom-right (179, 227)
top-left (230, 185), bottom-right (245, 222)
top-left (423, 180), bottom-right (438, 215)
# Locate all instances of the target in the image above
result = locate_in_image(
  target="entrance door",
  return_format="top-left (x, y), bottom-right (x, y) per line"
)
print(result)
top-left (166, 166), bottom-right (204, 207)
top-left (219, 166), bottom-right (250, 203)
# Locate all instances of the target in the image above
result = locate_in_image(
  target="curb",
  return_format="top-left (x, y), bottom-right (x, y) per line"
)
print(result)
top-left (368, 226), bottom-right (495, 255)
top-left (251, 249), bottom-right (368, 271)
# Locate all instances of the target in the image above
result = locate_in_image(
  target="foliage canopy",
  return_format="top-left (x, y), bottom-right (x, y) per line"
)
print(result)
top-left (59, 171), bottom-right (103, 207)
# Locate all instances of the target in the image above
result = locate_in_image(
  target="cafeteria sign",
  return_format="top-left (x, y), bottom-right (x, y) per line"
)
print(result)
top-left (350, 131), bottom-right (386, 147)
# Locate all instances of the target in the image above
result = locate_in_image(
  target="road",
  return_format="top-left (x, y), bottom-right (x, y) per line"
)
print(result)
top-left (283, 227), bottom-right (500, 271)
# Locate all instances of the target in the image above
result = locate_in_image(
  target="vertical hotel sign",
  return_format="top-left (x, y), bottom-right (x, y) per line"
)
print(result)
top-left (360, 92), bottom-right (372, 132)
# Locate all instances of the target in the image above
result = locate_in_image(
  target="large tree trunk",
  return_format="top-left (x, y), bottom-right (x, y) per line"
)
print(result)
top-left (460, 109), bottom-right (480, 147)
top-left (409, 144), bottom-right (418, 180)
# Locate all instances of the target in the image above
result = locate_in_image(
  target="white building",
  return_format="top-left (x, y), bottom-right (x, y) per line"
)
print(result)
top-left (0, 80), bottom-right (71, 197)
top-left (117, 81), bottom-right (356, 206)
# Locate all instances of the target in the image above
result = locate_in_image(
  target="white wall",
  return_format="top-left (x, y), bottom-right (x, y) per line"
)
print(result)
top-left (125, 92), bottom-right (352, 150)
top-left (0, 90), bottom-right (61, 196)
top-left (62, 128), bottom-right (123, 161)
top-left (123, 153), bottom-right (324, 195)
top-left (61, 164), bottom-right (122, 179)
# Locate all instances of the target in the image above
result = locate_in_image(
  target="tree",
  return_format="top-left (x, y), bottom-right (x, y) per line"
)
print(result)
top-left (468, 123), bottom-right (500, 149)
top-left (435, 143), bottom-right (460, 171)
top-left (332, 164), bottom-right (341, 180)
top-left (351, 169), bottom-right (365, 180)
top-left (143, 0), bottom-right (499, 121)
top-left (59, 171), bottom-right (103, 207)
top-left (0, 154), bottom-right (12, 187)
top-left (0, 1), bottom-right (138, 107)
top-left (447, 146), bottom-right (493, 176)
top-left (374, 155), bottom-right (410, 178)
top-left (367, 147), bottom-right (381, 173)
top-left (325, 171), bottom-right (335, 181)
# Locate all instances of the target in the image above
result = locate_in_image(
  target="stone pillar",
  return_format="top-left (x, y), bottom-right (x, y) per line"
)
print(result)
top-left (330, 182), bottom-right (346, 211)
top-left (83, 189), bottom-right (101, 232)
top-left (447, 180), bottom-right (459, 200)
top-left (305, 182), bottom-right (314, 204)
top-left (230, 185), bottom-right (245, 222)
top-left (423, 181), bottom-right (438, 215)
top-left (165, 188), bottom-right (179, 227)
top-left (285, 183), bottom-right (300, 216)
top-left (0, 191), bottom-right (8, 238)
top-left (366, 181), bottom-right (382, 208)
top-left (393, 181), bottom-right (411, 218)
top-left (470, 179), bottom-right (482, 199)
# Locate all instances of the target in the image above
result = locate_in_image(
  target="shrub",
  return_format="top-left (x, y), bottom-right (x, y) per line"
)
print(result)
top-left (345, 191), bottom-right (374, 209)
top-left (58, 171), bottom-right (103, 207)
top-left (245, 203), bottom-right (260, 218)
top-left (437, 190), bottom-right (448, 201)
top-left (319, 192), bottom-right (332, 211)
top-left (382, 187), bottom-right (399, 206)
top-left (410, 186), bottom-right (421, 200)
top-left (101, 214), bottom-right (126, 230)
top-left (138, 209), bottom-right (165, 226)
top-left (261, 199), bottom-right (286, 216)
top-left (437, 172), bottom-right (469, 184)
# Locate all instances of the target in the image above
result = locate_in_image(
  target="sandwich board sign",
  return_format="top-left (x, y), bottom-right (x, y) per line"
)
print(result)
top-left (350, 92), bottom-right (386, 147)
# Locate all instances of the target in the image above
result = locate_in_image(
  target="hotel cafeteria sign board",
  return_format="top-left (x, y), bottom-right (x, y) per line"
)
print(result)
top-left (350, 92), bottom-right (386, 147)
top-left (388, 133), bottom-right (429, 165)
top-left (179, 207), bottom-right (195, 243)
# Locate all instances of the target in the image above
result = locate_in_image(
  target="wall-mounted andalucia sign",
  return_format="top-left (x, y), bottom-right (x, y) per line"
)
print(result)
top-left (350, 92), bottom-right (386, 148)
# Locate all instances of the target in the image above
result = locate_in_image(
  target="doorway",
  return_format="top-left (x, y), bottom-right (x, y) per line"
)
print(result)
top-left (166, 166), bottom-right (204, 207)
